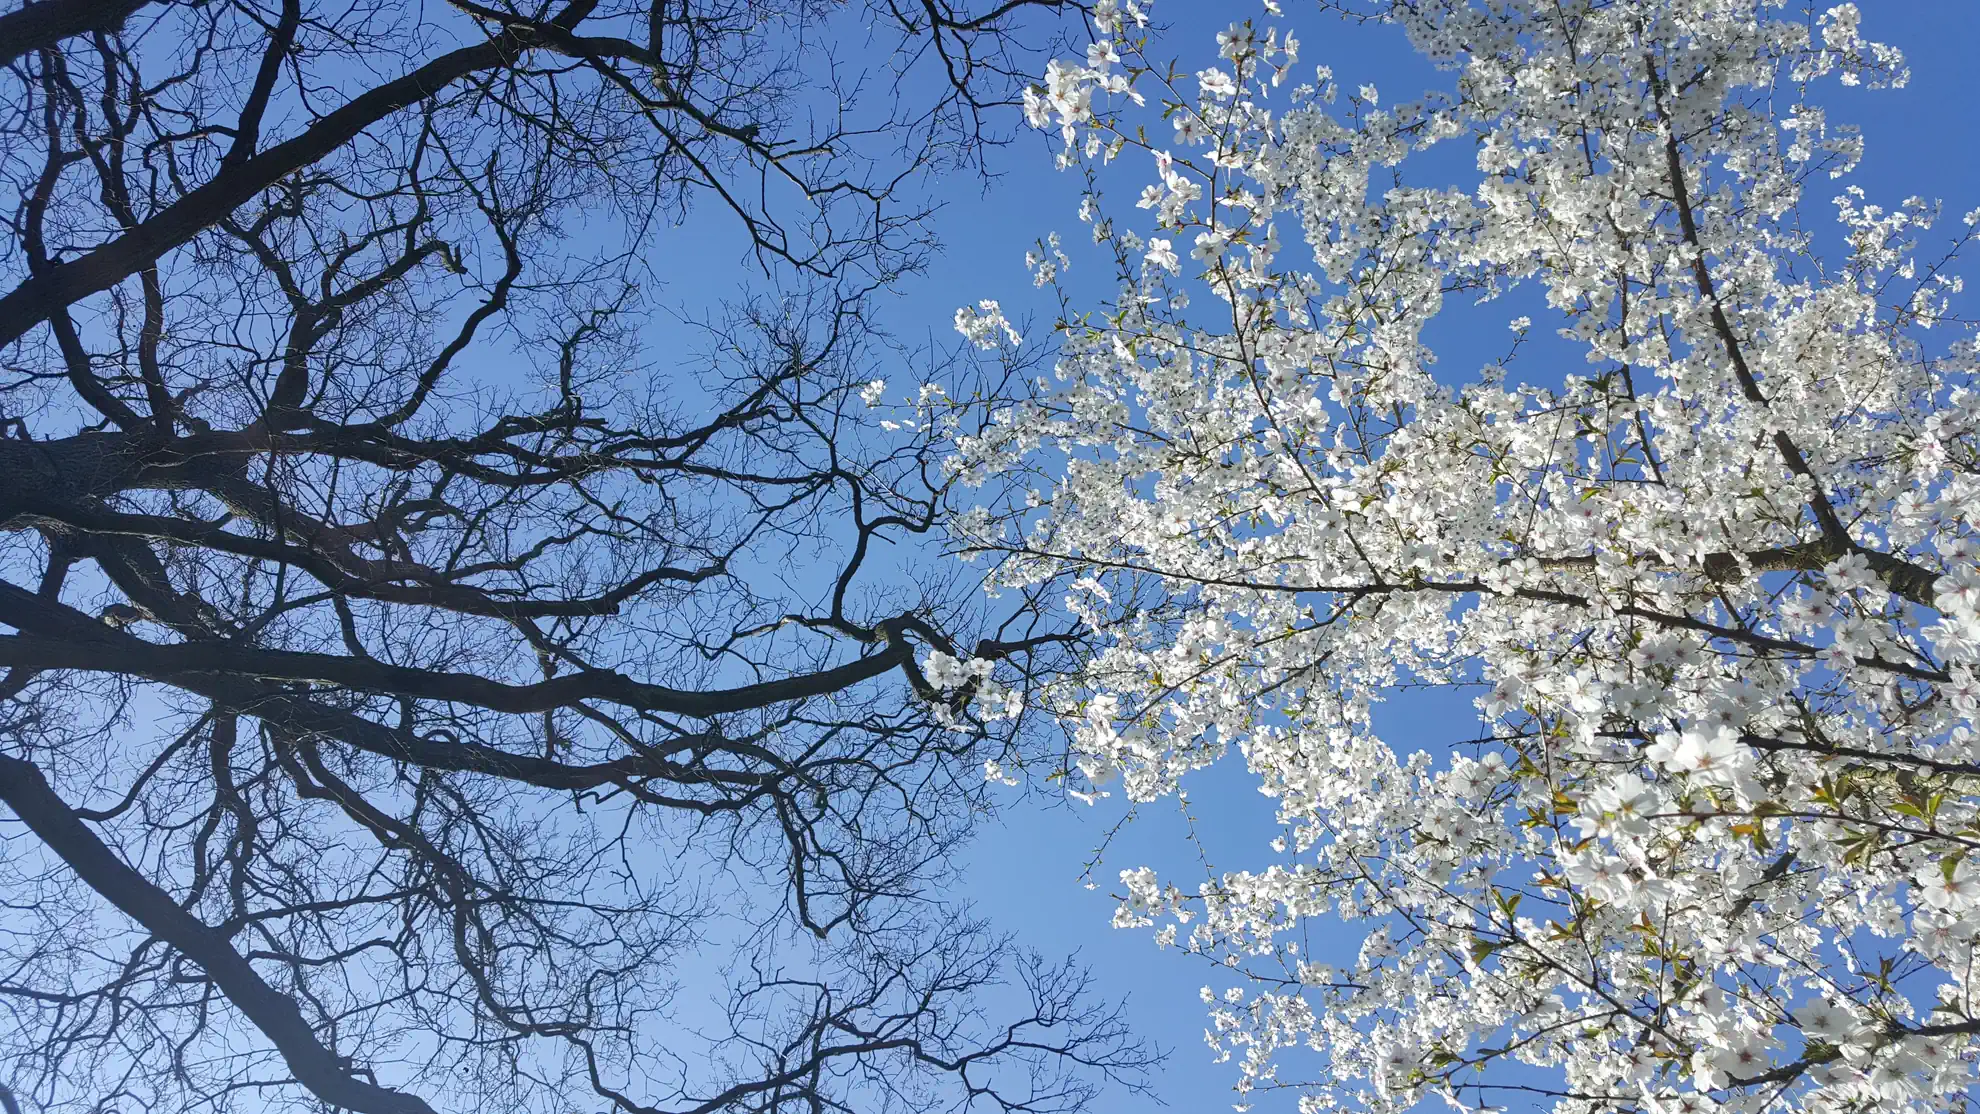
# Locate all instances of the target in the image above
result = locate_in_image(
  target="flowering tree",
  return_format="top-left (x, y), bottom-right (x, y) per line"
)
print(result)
top-left (948, 1), bottom-right (1980, 1110)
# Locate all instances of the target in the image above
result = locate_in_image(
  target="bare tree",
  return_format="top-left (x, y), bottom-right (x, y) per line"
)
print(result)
top-left (0, 1), bottom-right (1144, 1112)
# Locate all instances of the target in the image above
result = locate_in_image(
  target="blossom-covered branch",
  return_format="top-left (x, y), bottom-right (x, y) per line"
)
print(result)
top-left (955, 1), bottom-right (1980, 1111)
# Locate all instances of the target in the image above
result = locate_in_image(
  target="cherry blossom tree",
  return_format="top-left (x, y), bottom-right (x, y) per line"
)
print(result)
top-left (947, 1), bottom-right (1980, 1110)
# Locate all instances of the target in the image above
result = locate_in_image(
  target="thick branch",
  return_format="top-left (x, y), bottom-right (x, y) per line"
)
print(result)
top-left (0, 620), bottom-right (906, 718)
top-left (0, 15), bottom-right (597, 348)
top-left (0, 752), bottom-right (440, 1114)
top-left (0, 0), bottom-right (151, 70)
top-left (0, 583), bottom-right (903, 794)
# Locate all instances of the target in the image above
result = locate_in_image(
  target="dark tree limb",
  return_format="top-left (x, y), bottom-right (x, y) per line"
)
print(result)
top-left (0, 0), bottom-right (151, 70)
top-left (0, 752), bottom-right (442, 1114)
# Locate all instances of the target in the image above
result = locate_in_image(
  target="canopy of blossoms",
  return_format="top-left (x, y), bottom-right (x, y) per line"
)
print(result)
top-left (939, 1), bottom-right (1980, 1111)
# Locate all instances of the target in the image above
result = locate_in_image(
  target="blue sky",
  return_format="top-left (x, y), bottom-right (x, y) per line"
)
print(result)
top-left (912, 4), bottom-right (1980, 1112)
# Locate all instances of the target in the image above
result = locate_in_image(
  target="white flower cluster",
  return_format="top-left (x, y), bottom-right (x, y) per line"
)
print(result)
top-left (1023, 1), bottom-right (1153, 144)
top-left (920, 649), bottom-right (1023, 726)
top-left (953, 299), bottom-right (1022, 350)
top-left (958, 2), bottom-right (1980, 1112)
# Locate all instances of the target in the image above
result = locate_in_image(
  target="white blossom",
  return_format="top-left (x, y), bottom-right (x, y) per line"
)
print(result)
top-left (953, 1), bottom-right (1980, 1111)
